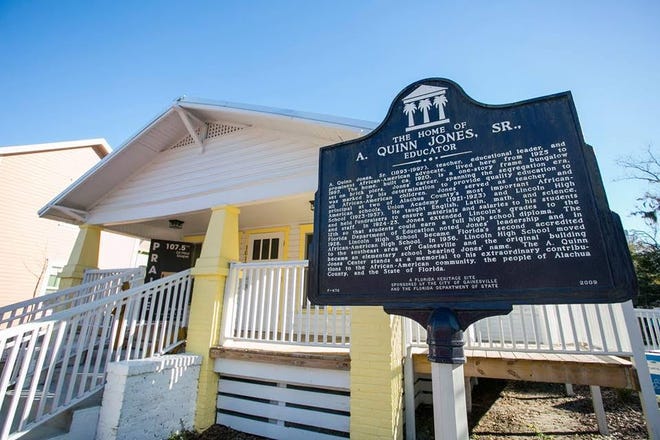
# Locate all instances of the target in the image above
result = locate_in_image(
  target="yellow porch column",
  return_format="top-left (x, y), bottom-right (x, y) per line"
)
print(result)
top-left (187, 205), bottom-right (240, 430)
top-left (58, 224), bottom-right (102, 289)
top-left (350, 307), bottom-right (404, 439)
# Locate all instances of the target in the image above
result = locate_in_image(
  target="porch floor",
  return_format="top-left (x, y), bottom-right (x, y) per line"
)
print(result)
top-left (210, 344), bottom-right (350, 370)
top-left (212, 344), bottom-right (639, 390)
top-left (414, 349), bottom-right (640, 390)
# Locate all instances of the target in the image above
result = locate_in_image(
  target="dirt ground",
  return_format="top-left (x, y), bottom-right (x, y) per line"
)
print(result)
top-left (193, 379), bottom-right (650, 439)
top-left (417, 379), bottom-right (648, 440)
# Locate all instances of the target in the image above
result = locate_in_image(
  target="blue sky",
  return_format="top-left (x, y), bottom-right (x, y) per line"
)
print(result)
top-left (1, 1), bottom-right (658, 233)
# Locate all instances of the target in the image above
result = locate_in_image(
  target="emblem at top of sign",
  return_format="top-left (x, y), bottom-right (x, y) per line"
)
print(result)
top-left (403, 84), bottom-right (450, 132)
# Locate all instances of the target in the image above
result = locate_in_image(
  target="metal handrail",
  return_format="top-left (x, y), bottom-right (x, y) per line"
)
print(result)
top-left (81, 268), bottom-right (143, 285)
top-left (0, 269), bottom-right (192, 440)
top-left (0, 268), bottom-right (144, 329)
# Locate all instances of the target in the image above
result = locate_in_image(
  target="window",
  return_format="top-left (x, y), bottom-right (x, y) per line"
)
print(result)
top-left (47, 272), bottom-right (60, 290)
top-left (42, 264), bottom-right (63, 295)
top-left (252, 237), bottom-right (280, 261)
top-left (247, 232), bottom-right (286, 262)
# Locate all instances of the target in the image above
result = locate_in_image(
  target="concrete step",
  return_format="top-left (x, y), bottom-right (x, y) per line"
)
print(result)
top-left (50, 406), bottom-right (101, 440)
top-left (19, 389), bottom-right (103, 440)
top-left (17, 413), bottom-right (70, 440)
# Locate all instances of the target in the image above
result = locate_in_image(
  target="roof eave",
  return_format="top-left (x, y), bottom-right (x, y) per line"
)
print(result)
top-left (38, 107), bottom-right (178, 222)
top-left (38, 204), bottom-right (88, 225)
top-left (38, 99), bottom-right (378, 225)
top-left (177, 98), bottom-right (378, 132)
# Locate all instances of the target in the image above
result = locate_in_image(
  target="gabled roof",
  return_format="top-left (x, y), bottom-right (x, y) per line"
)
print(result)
top-left (38, 98), bottom-right (377, 225)
top-left (0, 138), bottom-right (110, 158)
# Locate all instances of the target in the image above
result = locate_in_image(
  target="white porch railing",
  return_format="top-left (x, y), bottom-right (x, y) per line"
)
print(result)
top-left (222, 261), bottom-right (350, 348)
top-left (635, 308), bottom-right (660, 351)
top-left (221, 261), bottom-right (658, 357)
top-left (405, 303), bottom-right (633, 356)
top-left (0, 267), bottom-right (145, 329)
top-left (221, 261), bottom-right (644, 355)
top-left (0, 269), bottom-right (192, 440)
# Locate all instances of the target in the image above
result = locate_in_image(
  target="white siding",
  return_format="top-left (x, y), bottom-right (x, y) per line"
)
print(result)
top-left (88, 127), bottom-right (328, 225)
top-left (288, 223), bottom-right (314, 260)
top-left (288, 224), bottom-right (303, 260)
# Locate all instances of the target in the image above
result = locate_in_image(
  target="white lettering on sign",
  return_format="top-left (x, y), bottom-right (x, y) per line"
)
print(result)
top-left (324, 140), bottom-right (591, 292)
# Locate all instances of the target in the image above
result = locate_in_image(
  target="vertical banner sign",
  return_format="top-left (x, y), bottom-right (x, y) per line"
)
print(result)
top-left (308, 78), bottom-right (636, 309)
top-left (145, 239), bottom-right (195, 283)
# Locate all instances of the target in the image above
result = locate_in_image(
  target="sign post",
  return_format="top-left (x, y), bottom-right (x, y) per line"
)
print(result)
top-left (428, 308), bottom-right (467, 440)
top-left (307, 78), bottom-right (637, 438)
top-left (387, 306), bottom-right (506, 439)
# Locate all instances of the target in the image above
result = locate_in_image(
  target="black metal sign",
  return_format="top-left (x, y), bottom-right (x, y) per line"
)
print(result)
top-left (144, 239), bottom-right (195, 283)
top-left (308, 78), bottom-right (636, 309)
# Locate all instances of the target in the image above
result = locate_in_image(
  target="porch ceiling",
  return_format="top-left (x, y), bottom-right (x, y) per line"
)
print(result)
top-left (238, 194), bottom-right (315, 230)
top-left (102, 193), bottom-right (315, 241)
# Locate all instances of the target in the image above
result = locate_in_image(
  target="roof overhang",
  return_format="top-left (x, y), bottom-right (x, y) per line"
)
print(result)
top-left (38, 98), bottom-right (376, 226)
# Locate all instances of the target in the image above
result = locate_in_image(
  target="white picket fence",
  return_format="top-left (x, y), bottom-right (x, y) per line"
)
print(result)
top-left (0, 267), bottom-right (144, 329)
top-left (222, 261), bottom-right (350, 348)
top-left (0, 269), bottom-right (192, 440)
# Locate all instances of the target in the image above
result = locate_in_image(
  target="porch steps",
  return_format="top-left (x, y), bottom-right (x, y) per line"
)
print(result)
top-left (18, 391), bottom-right (102, 440)
top-left (49, 406), bottom-right (101, 440)
top-left (1, 270), bottom-right (193, 439)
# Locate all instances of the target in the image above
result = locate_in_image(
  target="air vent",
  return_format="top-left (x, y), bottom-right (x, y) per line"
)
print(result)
top-left (207, 122), bottom-right (244, 139)
top-left (169, 122), bottom-right (245, 150)
top-left (170, 132), bottom-right (198, 149)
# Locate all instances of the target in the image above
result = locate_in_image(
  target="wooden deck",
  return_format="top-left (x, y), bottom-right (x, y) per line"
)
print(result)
top-left (212, 345), bottom-right (638, 391)
top-left (210, 345), bottom-right (351, 370)
top-left (414, 349), bottom-right (640, 390)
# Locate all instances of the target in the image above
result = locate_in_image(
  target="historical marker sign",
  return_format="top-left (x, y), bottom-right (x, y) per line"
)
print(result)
top-left (308, 78), bottom-right (636, 308)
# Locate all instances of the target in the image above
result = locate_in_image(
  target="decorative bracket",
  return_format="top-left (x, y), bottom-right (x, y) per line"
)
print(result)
top-left (174, 106), bottom-right (208, 153)
top-left (49, 204), bottom-right (89, 223)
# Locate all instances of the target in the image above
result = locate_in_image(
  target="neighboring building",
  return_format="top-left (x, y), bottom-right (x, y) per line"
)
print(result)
top-left (0, 139), bottom-right (146, 307)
